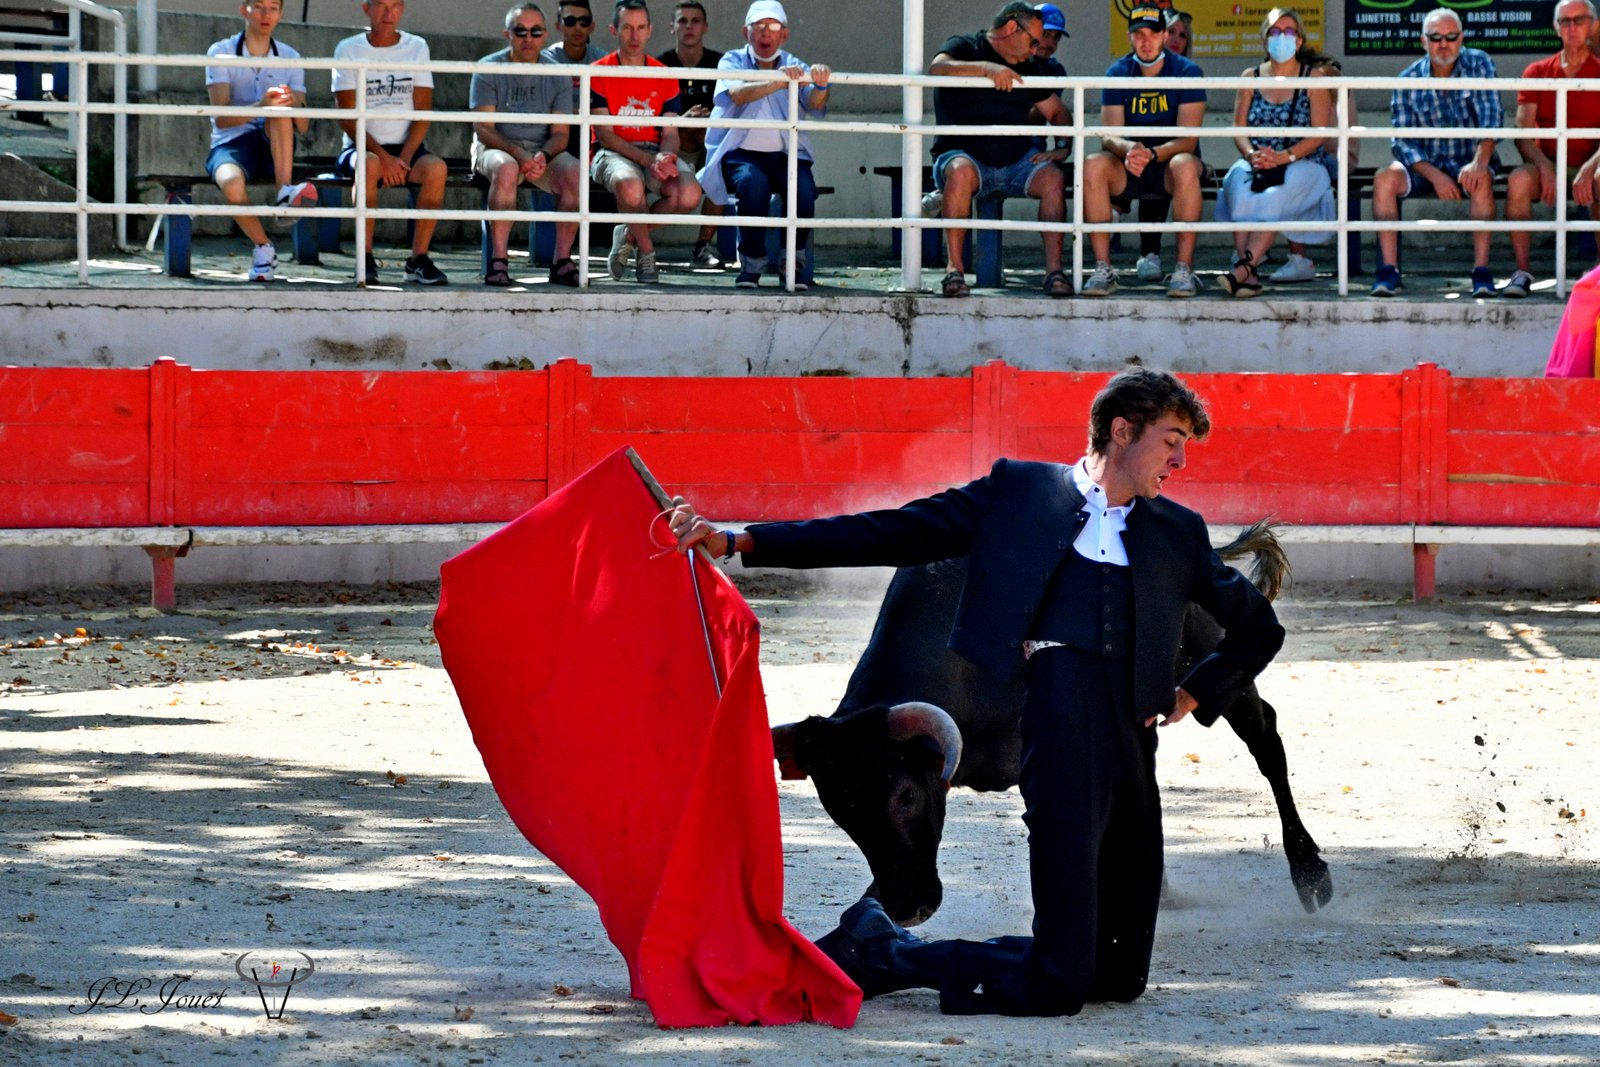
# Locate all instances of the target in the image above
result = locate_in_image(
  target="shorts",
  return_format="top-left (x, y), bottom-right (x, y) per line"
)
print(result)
top-left (590, 145), bottom-right (697, 196)
top-left (472, 141), bottom-right (562, 193)
top-left (1110, 159), bottom-right (1172, 213)
top-left (205, 128), bottom-right (273, 182)
top-left (933, 149), bottom-right (1054, 201)
top-left (336, 142), bottom-right (436, 182)
top-left (1398, 158), bottom-right (1499, 198)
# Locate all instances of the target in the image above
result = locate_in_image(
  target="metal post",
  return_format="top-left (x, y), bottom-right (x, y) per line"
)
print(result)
top-left (900, 0), bottom-right (924, 292)
top-left (354, 63), bottom-right (368, 284)
top-left (1336, 84), bottom-right (1349, 297)
top-left (1555, 87), bottom-right (1569, 299)
top-left (136, 0), bottom-right (156, 93)
top-left (1071, 84), bottom-right (1084, 290)
top-left (112, 17), bottom-right (127, 249)
top-left (74, 53), bottom-right (88, 285)
top-left (785, 77), bottom-right (799, 292)
top-left (577, 68), bottom-right (591, 289)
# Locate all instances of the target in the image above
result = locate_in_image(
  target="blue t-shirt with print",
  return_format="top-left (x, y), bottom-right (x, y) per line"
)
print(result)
top-left (1101, 51), bottom-right (1206, 149)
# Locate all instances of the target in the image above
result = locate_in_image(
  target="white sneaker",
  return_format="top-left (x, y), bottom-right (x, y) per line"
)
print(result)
top-left (1082, 262), bottom-right (1119, 297)
top-left (247, 243), bottom-right (276, 283)
top-left (1268, 253), bottom-right (1316, 283)
top-left (274, 181), bottom-right (317, 209)
top-left (921, 189), bottom-right (944, 218)
top-left (1165, 262), bottom-right (1199, 298)
top-left (607, 224), bottom-right (633, 281)
top-left (1135, 253), bottom-right (1162, 283)
top-left (1500, 269), bottom-right (1535, 298)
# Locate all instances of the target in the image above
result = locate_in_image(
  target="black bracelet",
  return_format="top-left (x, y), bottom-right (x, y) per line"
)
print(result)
top-left (721, 531), bottom-right (737, 560)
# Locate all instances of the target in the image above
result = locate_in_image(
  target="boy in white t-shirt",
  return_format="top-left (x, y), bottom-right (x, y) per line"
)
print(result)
top-left (204, 0), bottom-right (316, 283)
top-left (331, 0), bottom-right (448, 284)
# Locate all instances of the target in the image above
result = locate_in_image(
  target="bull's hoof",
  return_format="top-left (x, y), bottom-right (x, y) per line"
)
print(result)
top-left (1292, 860), bottom-right (1334, 913)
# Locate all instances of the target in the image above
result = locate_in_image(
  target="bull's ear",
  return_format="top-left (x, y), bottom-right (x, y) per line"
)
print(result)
top-left (771, 723), bottom-right (810, 780)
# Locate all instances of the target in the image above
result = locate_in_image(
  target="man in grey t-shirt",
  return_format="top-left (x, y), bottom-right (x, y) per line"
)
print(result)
top-left (472, 3), bottom-right (584, 287)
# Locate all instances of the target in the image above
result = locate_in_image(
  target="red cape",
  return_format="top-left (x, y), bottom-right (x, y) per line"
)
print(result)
top-left (434, 448), bottom-right (860, 1028)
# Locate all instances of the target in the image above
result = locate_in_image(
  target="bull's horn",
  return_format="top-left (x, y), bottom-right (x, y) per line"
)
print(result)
top-left (885, 702), bottom-right (962, 784)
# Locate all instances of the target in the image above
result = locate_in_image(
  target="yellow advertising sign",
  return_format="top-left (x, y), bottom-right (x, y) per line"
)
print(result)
top-left (1108, 0), bottom-right (1328, 62)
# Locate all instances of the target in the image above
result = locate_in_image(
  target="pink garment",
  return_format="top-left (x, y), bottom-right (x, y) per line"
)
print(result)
top-left (1545, 263), bottom-right (1600, 377)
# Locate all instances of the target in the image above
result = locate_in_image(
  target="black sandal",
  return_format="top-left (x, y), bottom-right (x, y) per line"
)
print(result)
top-left (1042, 269), bottom-right (1073, 298)
top-left (548, 258), bottom-right (580, 288)
top-left (484, 257), bottom-right (513, 287)
top-left (1220, 251), bottom-right (1262, 298)
top-left (942, 270), bottom-right (970, 298)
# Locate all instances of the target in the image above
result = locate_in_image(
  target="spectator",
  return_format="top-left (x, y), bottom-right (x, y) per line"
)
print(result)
top-left (471, 2), bottom-right (584, 288)
top-left (1215, 7), bottom-right (1335, 296)
top-left (1505, 0), bottom-right (1600, 298)
top-left (1127, 7), bottom-right (1194, 283)
top-left (659, 1), bottom-right (727, 269)
top-left (541, 0), bottom-right (605, 65)
top-left (1082, 4), bottom-right (1207, 298)
top-left (203, 0), bottom-right (315, 283)
top-left (928, 1), bottom-right (1073, 298)
top-left (331, 0), bottom-right (449, 285)
top-left (1027, 1), bottom-right (1072, 163)
top-left (699, 0), bottom-right (830, 290)
top-left (590, 0), bottom-right (703, 284)
top-left (1370, 8), bottom-right (1502, 299)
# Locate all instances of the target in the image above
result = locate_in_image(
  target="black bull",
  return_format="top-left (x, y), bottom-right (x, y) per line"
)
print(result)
top-left (770, 521), bottom-right (1334, 927)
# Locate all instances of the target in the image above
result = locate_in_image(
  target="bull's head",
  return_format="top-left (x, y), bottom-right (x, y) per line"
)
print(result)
top-left (771, 702), bottom-right (962, 927)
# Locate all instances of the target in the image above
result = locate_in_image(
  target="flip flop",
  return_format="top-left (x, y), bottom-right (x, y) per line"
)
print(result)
top-left (942, 271), bottom-right (969, 298)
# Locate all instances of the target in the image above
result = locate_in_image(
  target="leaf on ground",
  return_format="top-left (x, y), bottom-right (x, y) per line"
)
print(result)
top-left (1437, 976), bottom-right (1461, 987)
top-left (1184, 753), bottom-right (1201, 763)
top-left (552, 984), bottom-right (575, 997)
top-left (453, 1006), bottom-right (474, 1021)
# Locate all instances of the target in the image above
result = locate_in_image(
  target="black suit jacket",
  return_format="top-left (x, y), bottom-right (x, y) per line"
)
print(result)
top-left (743, 458), bottom-right (1285, 723)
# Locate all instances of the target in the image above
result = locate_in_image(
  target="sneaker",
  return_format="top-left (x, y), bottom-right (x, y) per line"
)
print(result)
top-left (635, 250), bottom-right (659, 284)
top-left (1268, 253), bottom-right (1316, 283)
top-left (1370, 264), bottom-right (1401, 297)
top-left (735, 270), bottom-right (761, 289)
top-left (1165, 262), bottom-right (1199, 298)
top-left (1081, 262), bottom-right (1119, 298)
top-left (692, 241), bottom-right (722, 269)
top-left (1470, 267), bottom-right (1495, 299)
top-left (1135, 253), bottom-right (1162, 283)
top-left (607, 224), bottom-right (633, 281)
top-left (404, 253), bottom-right (448, 285)
top-left (921, 189), bottom-right (944, 218)
top-left (274, 181), bottom-right (317, 210)
top-left (247, 243), bottom-right (276, 282)
top-left (1501, 269), bottom-right (1535, 298)
top-left (356, 252), bottom-right (381, 284)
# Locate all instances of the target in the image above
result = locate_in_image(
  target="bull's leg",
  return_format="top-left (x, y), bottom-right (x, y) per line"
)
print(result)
top-left (1221, 692), bottom-right (1334, 913)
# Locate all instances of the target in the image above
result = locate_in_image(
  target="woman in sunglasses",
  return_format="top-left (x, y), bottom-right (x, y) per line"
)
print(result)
top-left (1216, 7), bottom-right (1338, 296)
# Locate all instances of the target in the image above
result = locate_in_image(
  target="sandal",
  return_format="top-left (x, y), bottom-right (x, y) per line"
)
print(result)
top-left (1219, 251), bottom-right (1262, 298)
top-left (942, 270), bottom-right (970, 298)
top-left (1042, 269), bottom-right (1073, 298)
top-left (548, 257), bottom-right (579, 288)
top-left (484, 257), bottom-right (513, 288)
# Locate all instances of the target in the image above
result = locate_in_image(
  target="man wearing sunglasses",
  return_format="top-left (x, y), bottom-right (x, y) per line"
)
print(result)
top-left (540, 0), bottom-right (606, 65)
top-left (1506, 0), bottom-right (1600, 296)
top-left (1370, 8), bottom-right (1504, 299)
top-left (472, 3), bottom-right (584, 288)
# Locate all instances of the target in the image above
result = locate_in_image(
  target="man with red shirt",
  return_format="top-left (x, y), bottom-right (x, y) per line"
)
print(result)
top-left (1506, 0), bottom-right (1600, 295)
top-left (591, 0), bottom-right (703, 284)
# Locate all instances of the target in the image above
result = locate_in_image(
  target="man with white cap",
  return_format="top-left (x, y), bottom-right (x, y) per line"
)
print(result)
top-left (698, 0), bottom-right (831, 289)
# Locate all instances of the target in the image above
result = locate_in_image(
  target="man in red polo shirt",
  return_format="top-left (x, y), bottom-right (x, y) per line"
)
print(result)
top-left (590, 0), bottom-right (703, 284)
top-left (1505, 0), bottom-right (1600, 295)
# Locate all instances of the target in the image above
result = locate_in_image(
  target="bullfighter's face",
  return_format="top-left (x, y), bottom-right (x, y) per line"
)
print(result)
top-left (1112, 411), bottom-right (1191, 501)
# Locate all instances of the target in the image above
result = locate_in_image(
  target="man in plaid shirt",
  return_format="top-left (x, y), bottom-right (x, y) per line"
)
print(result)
top-left (1370, 8), bottom-right (1504, 298)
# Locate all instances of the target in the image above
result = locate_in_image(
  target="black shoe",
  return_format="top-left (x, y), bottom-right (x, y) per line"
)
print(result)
top-left (405, 253), bottom-right (449, 285)
top-left (814, 896), bottom-right (923, 999)
top-left (356, 253), bottom-right (381, 284)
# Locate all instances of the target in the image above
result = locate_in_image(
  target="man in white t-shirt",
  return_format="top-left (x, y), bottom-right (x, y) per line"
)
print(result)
top-left (331, 0), bottom-right (448, 285)
top-left (204, 0), bottom-right (316, 283)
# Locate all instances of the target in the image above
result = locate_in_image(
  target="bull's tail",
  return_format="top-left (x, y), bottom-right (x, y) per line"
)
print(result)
top-left (1217, 519), bottom-right (1290, 602)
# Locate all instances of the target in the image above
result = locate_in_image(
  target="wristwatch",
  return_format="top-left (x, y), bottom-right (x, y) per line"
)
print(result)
top-left (1286, 147), bottom-right (1297, 162)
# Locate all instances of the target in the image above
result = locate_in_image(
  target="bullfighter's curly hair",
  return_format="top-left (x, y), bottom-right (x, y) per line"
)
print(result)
top-left (1088, 367), bottom-right (1211, 455)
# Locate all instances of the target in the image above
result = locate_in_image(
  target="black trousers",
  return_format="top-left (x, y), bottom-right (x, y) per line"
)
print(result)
top-left (865, 646), bottom-right (1165, 1015)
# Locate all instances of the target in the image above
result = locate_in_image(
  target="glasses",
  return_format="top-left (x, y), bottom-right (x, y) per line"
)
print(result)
top-left (1265, 26), bottom-right (1297, 37)
top-left (748, 19), bottom-right (784, 32)
top-left (1558, 15), bottom-right (1594, 27)
top-left (510, 25), bottom-right (547, 37)
top-left (1425, 31), bottom-right (1462, 42)
top-left (1015, 23), bottom-right (1040, 49)
top-left (560, 14), bottom-right (593, 27)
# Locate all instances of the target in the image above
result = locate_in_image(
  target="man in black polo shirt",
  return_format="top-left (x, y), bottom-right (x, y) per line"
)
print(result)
top-left (659, 0), bottom-right (726, 267)
top-left (929, 0), bottom-right (1072, 298)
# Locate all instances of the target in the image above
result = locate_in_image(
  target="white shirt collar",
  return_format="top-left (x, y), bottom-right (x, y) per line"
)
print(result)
top-left (1069, 458), bottom-right (1133, 566)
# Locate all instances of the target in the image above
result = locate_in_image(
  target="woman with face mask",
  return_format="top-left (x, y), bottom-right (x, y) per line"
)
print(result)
top-left (1216, 8), bottom-right (1339, 295)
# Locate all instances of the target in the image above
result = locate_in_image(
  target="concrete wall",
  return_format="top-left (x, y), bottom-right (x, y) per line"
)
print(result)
top-left (0, 285), bottom-right (1561, 377)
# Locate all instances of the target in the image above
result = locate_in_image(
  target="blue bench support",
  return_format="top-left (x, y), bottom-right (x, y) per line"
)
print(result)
top-left (160, 181), bottom-right (321, 278)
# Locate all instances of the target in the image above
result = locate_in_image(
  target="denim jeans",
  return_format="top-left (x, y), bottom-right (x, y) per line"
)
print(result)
top-left (720, 148), bottom-right (815, 275)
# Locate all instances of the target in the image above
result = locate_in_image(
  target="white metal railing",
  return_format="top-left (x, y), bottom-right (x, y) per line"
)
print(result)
top-left (0, 1), bottom-right (128, 250)
top-left (4, 47), bottom-right (1600, 297)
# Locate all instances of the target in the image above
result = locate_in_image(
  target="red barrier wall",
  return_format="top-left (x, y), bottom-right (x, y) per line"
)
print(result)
top-left (4, 359), bottom-right (1599, 530)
